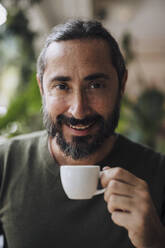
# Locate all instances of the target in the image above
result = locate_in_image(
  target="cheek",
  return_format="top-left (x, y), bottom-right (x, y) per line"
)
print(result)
top-left (45, 95), bottom-right (67, 117)
top-left (90, 96), bottom-right (116, 117)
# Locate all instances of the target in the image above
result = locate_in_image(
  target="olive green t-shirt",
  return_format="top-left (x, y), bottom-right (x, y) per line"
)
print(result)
top-left (0, 130), bottom-right (165, 248)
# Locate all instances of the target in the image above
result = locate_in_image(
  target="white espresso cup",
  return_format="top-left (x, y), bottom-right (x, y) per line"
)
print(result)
top-left (60, 165), bottom-right (105, 200)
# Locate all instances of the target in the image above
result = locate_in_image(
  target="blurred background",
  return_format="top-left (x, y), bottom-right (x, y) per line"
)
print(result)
top-left (0, 0), bottom-right (165, 153)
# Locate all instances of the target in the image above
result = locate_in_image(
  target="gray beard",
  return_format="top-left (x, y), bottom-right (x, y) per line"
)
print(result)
top-left (42, 97), bottom-right (121, 160)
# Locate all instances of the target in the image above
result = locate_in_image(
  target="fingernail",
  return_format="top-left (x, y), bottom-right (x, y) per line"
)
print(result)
top-left (103, 166), bottom-right (110, 170)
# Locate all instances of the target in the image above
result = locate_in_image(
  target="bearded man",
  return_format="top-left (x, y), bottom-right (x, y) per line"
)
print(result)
top-left (0, 20), bottom-right (165, 248)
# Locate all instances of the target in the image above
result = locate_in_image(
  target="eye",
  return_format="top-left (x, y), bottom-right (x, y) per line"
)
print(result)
top-left (55, 83), bottom-right (69, 90)
top-left (89, 81), bottom-right (104, 89)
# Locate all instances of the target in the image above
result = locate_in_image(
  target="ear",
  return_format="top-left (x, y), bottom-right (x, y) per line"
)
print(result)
top-left (120, 70), bottom-right (128, 96)
top-left (36, 74), bottom-right (44, 96)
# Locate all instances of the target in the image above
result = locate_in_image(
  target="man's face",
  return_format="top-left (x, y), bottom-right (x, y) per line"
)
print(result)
top-left (39, 39), bottom-right (124, 160)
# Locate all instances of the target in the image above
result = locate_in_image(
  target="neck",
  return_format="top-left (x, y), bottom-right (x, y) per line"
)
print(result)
top-left (49, 134), bottom-right (117, 166)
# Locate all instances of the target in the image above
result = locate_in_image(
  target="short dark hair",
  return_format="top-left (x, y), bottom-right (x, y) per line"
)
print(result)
top-left (37, 19), bottom-right (126, 89)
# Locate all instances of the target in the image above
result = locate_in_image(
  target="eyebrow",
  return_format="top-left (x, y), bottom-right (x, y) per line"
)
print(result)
top-left (84, 73), bottom-right (110, 81)
top-left (49, 76), bottom-right (71, 83)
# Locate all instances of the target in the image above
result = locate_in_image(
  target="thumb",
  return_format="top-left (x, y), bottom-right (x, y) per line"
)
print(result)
top-left (100, 166), bottom-right (111, 178)
top-left (102, 166), bottom-right (111, 171)
top-left (101, 166), bottom-right (111, 187)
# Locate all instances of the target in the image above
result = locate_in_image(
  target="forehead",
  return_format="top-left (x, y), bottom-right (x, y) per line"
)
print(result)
top-left (44, 39), bottom-right (113, 70)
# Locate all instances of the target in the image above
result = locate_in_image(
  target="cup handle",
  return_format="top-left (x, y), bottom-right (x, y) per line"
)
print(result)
top-left (93, 171), bottom-right (105, 196)
top-left (94, 188), bottom-right (105, 196)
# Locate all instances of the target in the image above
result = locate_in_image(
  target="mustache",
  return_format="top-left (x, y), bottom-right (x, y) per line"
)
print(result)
top-left (56, 114), bottom-right (103, 126)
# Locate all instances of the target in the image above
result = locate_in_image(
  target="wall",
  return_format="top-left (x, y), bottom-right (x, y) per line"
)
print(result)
top-left (94, 0), bottom-right (165, 97)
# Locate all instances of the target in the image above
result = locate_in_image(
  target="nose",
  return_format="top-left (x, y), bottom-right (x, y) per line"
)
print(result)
top-left (67, 89), bottom-right (91, 119)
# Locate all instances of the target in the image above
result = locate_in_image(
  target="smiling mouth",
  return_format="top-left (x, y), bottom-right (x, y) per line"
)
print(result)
top-left (68, 122), bottom-right (95, 130)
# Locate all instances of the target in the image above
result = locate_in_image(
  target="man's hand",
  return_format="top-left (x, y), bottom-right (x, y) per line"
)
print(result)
top-left (101, 167), bottom-right (165, 248)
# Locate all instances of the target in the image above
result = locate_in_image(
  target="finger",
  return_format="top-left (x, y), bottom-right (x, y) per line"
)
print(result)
top-left (104, 179), bottom-right (134, 202)
top-left (107, 194), bottom-right (133, 213)
top-left (101, 167), bottom-right (144, 188)
top-left (100, 166), bottom-right (110, 177)
top-left (102, 166), bottom-right (111, 170)
top-left (111, 211), bottom-right (132, 229)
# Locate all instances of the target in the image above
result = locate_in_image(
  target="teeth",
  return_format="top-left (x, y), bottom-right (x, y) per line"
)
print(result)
top-left (69, 123), bottom-right (94, 130)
